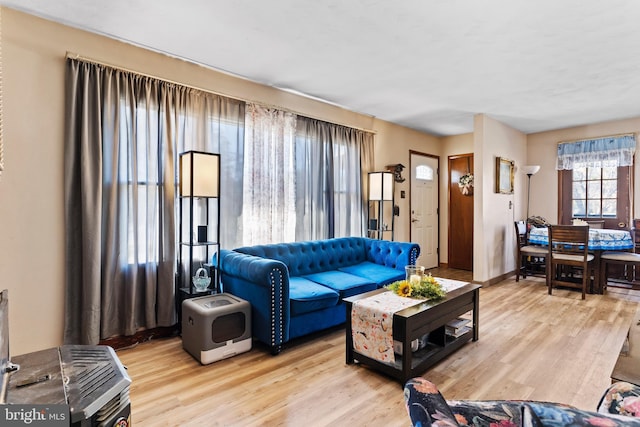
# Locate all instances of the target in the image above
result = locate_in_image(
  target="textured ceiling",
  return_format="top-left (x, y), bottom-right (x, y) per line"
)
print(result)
top-left (3, 0), bottom-right (640, 136)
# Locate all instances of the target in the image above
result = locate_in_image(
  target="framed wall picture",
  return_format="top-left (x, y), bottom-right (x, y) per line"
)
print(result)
top-left (495, 157), bottom-right (514, 194)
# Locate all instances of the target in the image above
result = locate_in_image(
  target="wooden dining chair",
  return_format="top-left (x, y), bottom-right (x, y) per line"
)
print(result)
top-left (514, 221), bottom-right (547, 282)
top-left (600, 251), bottom-right (640, 292)
top-left (548, 225), bottom-right (594, 299)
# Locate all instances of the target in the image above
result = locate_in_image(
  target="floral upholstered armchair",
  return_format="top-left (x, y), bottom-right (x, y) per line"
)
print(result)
top-left (404, 377), bottom-right (640, 426)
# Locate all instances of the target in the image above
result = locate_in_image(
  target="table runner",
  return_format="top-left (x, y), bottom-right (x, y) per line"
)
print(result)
top-left (436, 278), bottom-right (469, 293)
top-left (351, 291), bottom-right (424, 364)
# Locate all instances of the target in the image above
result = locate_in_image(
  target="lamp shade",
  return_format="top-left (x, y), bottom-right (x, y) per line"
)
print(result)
top-left (180, 151), bottom-right (219, 197)
top-left (369, 171), bottom-right (393, 201)
top-left (521, 165), bottom-right (540, 176)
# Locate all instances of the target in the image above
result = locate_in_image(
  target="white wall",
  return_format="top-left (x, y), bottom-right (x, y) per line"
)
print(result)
top-left (473, 114), bottom-right (527, 283)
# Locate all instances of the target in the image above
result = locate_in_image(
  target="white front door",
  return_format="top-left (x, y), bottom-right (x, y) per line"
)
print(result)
top-left (410, 153), bottom-right (439, 269)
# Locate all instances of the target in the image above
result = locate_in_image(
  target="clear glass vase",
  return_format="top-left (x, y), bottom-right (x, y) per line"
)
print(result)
top-left (405, 265), bottom-right (425, 285)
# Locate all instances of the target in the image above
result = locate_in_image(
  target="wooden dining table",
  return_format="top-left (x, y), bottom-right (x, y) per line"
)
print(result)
top-left (528, 226), bottom-right (633, 294)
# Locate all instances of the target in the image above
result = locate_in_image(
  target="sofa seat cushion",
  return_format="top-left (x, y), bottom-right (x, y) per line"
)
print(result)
top-left (303, 270), bottom-right (377, 299)
top-left (289, 277), bottom-right (340, 316)
top-left (338, 261), bottom-right (404, 286)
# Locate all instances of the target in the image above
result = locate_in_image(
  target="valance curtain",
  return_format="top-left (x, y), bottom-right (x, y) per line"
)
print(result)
top-left (64, 58), bottom-right (244, 344)
top-left (556, 134), bottom-right (637, 170)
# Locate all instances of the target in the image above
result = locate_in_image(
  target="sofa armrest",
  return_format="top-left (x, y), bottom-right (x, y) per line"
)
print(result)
top-left (404, 377), bottom-right (460, 427)
top-left (219, 250), bottom-right (290, 353)
top-left (365, 238), bottom-right (420, 270)
top-left (220, 249), bottom-right (289, 287)
top-left (598, 381), bottom-right (640, 417)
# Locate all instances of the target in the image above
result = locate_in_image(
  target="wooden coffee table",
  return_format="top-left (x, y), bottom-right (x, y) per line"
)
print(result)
top-left (344, 283), bottom-right (480, 383)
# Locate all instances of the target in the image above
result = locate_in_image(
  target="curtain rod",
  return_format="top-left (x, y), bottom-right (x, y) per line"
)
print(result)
top-left (65, 51), bottom-right (376, 134)
top-left (558, 132), bottom-right (636, 145)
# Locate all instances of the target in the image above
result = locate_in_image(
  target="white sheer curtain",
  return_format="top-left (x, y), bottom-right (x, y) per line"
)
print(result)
top-left (242, 104), bottom-right (297, 245)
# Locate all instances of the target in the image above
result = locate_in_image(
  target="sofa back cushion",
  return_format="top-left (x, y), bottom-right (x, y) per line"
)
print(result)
top-left (365, 239), bottom-right (417, 269)
top-left (235, 237), bottom-right (367, 276)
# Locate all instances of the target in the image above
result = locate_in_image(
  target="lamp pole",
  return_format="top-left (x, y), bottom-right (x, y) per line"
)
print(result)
top-left (522, 165), bottom-right (540, 223)
top-left (526, 172), bottom-right (533, 220)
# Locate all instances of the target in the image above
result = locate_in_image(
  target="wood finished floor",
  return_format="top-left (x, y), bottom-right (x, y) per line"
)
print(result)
top-left (117, 269), bottom-right (639, 426)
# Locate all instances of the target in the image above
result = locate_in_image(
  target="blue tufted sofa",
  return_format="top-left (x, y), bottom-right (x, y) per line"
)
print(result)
top-left (219, 237), bottom-right (419, 354)
top-left (404, 377), bottom-right (640, 426)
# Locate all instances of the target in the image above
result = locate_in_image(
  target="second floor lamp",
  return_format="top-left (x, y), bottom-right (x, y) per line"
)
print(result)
top-left (522, 165), bottom-right (540, 220)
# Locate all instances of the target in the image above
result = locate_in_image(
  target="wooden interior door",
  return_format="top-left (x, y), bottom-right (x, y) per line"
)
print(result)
top-left (448, 154), bottom-right (474, 271)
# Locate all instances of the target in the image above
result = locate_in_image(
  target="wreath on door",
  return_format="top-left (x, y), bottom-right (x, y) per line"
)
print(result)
top-left (458, 173), bottom-right (474, 195)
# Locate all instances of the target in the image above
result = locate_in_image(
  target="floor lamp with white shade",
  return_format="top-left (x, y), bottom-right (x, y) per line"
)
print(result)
top-left (522, 165), bottom-right (540, 221)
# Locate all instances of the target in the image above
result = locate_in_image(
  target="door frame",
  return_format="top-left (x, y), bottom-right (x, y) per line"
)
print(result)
top-left (409, 150), bottom-right (440, 268)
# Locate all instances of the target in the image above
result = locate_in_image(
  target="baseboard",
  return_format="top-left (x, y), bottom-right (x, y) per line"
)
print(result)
top-left (480, 270), bottom-right (514, 287)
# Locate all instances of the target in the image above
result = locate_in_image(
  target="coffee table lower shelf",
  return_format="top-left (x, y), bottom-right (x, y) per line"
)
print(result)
top-left (345, 284), bottom-right (480, 384)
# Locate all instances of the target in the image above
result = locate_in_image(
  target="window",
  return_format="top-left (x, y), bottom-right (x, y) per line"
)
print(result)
top-left (559, 165), bottom-right (631, 227)
top-left (416, 165), bottom-right (434, 181)
top-left (116, 100), bottom-right (162, 265)
top-left (571, 165), bottom-right (617, 218)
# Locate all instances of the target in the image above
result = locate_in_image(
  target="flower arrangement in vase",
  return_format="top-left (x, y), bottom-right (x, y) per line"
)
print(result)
top-left (385, 273), bottom-right (446, 300)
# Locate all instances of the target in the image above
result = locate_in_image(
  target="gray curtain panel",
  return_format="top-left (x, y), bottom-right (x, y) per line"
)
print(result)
top-left (64, 58), bottom-right (244, 344)
top-left (294, 117), bottom-right (374, 240)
